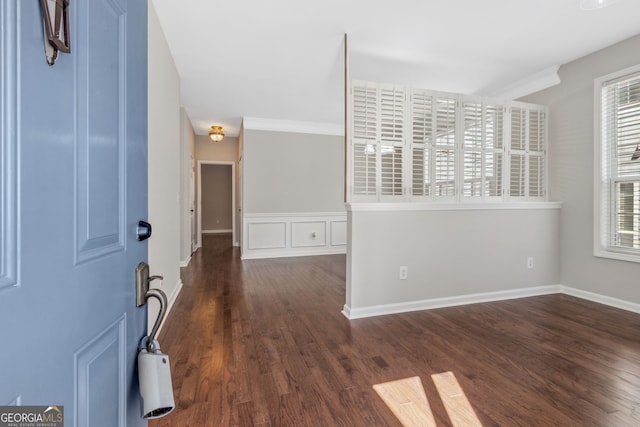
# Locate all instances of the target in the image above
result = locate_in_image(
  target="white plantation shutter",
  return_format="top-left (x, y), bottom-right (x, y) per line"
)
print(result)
top-left (463, 101), bottom-right (483, 197)
top-left (381, 145), bottom-right (403, 195)
top-left (352, 85), bottom-right (377, 139)
top-left (510, 107), bottom-right (526, 197)
top-left (352, 142), bottom-right (377, 195)
top-left (350, 81), bottom-right (405, 200)
top-left (380, 87), bottom-right (405, 197)
top-left (486, 104), bottom-right (504, 197)
top-left (348, 80), bottom-right (547, 203)
top-left (599, 70), bottom-right (640, 252)
top-left (411, 91), bottom-right (433, 197)
top-left (435, 97), bottom-right (456, 197)
top-left (529, 154), bottom-right (545, 197)
top-left (352, 84), bottom-right (378, 196)
top-left (462, 101), bottom-right (505, 199)
top-left (528, 110), bottom-right (546, 198)
top-left (380, 87), bottom-right (404, 142)
top-left (510, 154), bottom-right (526, 197)
top-left (508, 105), bottom-right (546, 199)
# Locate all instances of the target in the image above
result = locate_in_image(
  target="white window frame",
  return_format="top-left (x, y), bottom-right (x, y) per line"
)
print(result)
top-left (594, 64), bottom-right (640, 263)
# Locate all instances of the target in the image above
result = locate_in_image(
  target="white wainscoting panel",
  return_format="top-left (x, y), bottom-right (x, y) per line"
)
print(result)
top-left (243, 213), bottom-right (347, 259)
top-left (291, 221), bottom-right (327, 248)
top-left (248, 222), bottom-right (287, 250)
top-left (330, 220), bottom-right (347, 246)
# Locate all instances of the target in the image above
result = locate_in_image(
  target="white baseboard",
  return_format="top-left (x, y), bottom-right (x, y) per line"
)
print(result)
top-left (179, 255), bottom-right (191, 268)
top-left (559, 285), bottom-right (640, 315)
top-left (241, 247), bottom-right (346, 260)
top-left (202, 229), bottom-right (232, 234)
top-left (343, 285), bottom-right (562, 319)
top-left (342, 284), bottom-right (640, 320)
top-left (156, 280), bottom-right (183, 335)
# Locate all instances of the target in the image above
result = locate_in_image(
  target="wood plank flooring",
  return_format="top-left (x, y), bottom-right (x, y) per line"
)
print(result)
top-left (150, 234), bottom-right (640, 426)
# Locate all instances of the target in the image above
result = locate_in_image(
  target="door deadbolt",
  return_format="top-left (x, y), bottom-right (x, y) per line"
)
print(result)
top-left (137, 220), bottom-right (152, 241)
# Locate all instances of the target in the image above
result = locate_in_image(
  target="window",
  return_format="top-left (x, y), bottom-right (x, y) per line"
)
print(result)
top-left (410, 90), bottom-right (458, 200)
top-left (510, 107), bottom-right (546, 198)
top-left (351, 82), bottom-right (405, 200)
top-left (595, 65), bottom-right (640, 261)
top-left (349, 80), bottom-right (547, 203)
top-left (462, 99), bottom-right (505, 199)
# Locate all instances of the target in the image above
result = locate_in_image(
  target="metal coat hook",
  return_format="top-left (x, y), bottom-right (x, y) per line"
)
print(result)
top-left (40, 0), bottom-right (71, 65)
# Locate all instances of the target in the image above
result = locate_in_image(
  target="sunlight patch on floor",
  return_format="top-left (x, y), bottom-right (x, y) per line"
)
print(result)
top-left (373, 376), bottom-right (436, 427)
top-left (432, 371), bottom-right (482, 427)
top-left (373, 372), bottom-right (482, 427)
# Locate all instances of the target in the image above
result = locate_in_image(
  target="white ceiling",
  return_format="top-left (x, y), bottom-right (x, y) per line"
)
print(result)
top-left (151, 0), bottom-right (640, 137)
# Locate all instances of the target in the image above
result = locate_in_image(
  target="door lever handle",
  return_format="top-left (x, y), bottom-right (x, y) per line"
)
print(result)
top-left (135, 262), bottom-right (163, 307)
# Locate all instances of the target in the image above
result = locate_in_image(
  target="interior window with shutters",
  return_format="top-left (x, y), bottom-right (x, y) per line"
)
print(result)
top-left (410, 90), bottom-right (458, 200)
top-left (510, 107), bottom-right (526, 197)
top-left (351, 82), bottom-right (405, 200)
top-left (435, 97), bottom-right (456, 197)
top-left (380, 87), bottom-right (405, 196)
top-left (349, 80), bottom-right (547, 203)
top-left (509, 105), bottom-right (546, 199)
top-left (595, 66), bottom-right (640, 261)
top-left (411, 91), bottom-right (433, 197)
top-left (352, 84), bottom-right (379, 197)
top-left (462, 101), bottom-right (505, 199)
top-left (486, 104), bottom-right (504, 197)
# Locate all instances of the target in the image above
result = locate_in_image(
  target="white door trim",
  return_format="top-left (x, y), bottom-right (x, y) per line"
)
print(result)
top-left (197, 160), bottom-right (236, 247)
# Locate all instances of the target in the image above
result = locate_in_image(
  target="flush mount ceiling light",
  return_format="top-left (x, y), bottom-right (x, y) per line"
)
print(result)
top-left (209, 125), bottom-right (224, 142)
top-left (580, 0), bottom-right (618, 10)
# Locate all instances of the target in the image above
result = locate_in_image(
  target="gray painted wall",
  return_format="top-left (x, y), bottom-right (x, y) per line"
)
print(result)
top-left (521, 34), bottom-right (640, 304)
top-left (201, 165), bottom-right (233, 231)
top-left (148, 3), bottom-right (181, 330)
top-left (195, 135), bottom-right (239, 162)
top-left (179, 108), bottom-right (196, 263)
top-left (347, 207), bottom-right (561, 311)
top-left (243, 129), bottom-right (345, 214)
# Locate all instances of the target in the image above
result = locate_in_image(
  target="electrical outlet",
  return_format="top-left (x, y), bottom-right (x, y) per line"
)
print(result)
top-left (527, 257), bottom-right (534, 269)
top-left (399, 266), bottom-right (408, 280)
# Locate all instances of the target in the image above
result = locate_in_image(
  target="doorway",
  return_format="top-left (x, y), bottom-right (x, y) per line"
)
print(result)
top-left (198, 161), bottom-right (236, 247)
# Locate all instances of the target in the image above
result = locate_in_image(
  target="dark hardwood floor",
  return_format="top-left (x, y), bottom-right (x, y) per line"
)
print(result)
top-left (150, 234), bottom-right (640, 426)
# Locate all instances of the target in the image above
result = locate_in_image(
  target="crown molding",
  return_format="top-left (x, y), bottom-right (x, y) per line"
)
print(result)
top-left (485, 65), bottom-right (561, 100)
top-left (242, 117), bottom-right (344, 136)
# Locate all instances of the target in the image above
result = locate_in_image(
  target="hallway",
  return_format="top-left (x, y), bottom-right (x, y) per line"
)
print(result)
top-left (150, 234), bottom-right (352, 426)
top-left (151, 235), bottom-right (640, 426)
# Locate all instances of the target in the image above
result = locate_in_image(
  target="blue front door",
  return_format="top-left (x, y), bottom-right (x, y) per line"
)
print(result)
top-left (1, 0), bottom-right (148, 426)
